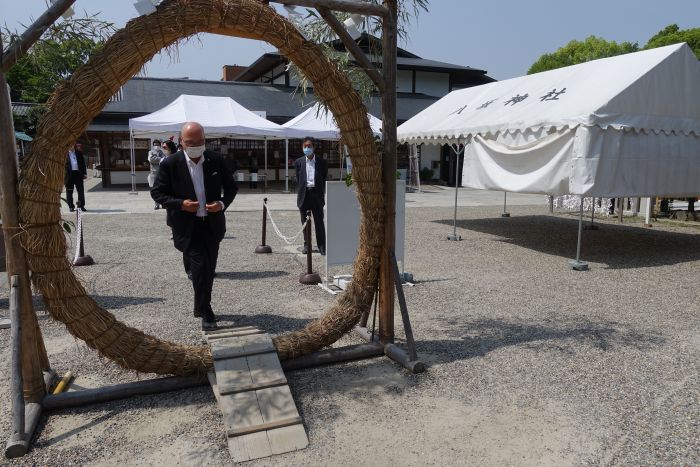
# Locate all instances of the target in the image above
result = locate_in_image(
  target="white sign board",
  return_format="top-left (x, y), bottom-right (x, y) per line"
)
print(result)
top-left (325, 181), bottom-right (405, 268)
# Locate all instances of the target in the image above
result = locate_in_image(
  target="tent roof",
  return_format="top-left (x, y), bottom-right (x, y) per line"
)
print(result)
top-left (280, 102), bottom-right (382, 139)
top-left (128, 94), bottom-right (285, 138)
top-left (398, 43), bottom-right (700, 144)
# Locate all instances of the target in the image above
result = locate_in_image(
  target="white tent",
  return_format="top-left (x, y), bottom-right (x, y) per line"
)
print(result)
top-left (398, 43), bottom-right (700, 197)
top-left (129, 94), bottom-right (284, 138)
top-left (127, 95), bottom-right (285, 192)
top-left (281, 102), bottom-right (383, 139)
top-left (279, 102), bottom-right (382, 191)
top-left (397, 43), bottom-right (700, 269)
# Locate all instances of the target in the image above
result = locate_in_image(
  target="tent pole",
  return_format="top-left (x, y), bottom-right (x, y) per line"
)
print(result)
top-left (644, 197), bottom-right (653, 226)
top-left (264, 137), bottom-right (268, 191)
top-left (284, 139), bottom-right (289, 193)
top-left (618, 198), bottom-right (624, 223)
top-left (568, 196), bottom-right (588, 271)
top-left (548, 195), bottom-right (554, 213)
top-left (447, 144), bottom-right (462, 241)
top-left (585, 197), bottom-right (598, 230)
top-left (128, 130), bottom-right (137, 195)
top-left (501, 191), bottom-right (510, 217)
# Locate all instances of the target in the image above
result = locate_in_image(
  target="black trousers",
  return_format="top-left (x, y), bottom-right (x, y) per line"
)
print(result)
top-left (65, 171), bottom-right (85, 208)
top-left (299, 188), bottom-right (325, 249)
top-left (185, 219), bottom-right (220, 320)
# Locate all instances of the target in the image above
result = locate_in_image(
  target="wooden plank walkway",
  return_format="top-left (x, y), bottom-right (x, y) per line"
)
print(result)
top-left (205, 326), bottom-right (308, 463)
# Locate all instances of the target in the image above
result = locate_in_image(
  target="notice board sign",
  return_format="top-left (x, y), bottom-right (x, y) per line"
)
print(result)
top-left (325, 181), bottom-right (405, 268)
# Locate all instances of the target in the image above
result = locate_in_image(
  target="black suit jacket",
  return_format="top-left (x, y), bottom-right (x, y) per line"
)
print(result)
top-left (151, 150), bottom-right (237, 251)
top-left (64, 151), bottom-right (87, 184)
top-left (294, 155), bottom-right (328, 208)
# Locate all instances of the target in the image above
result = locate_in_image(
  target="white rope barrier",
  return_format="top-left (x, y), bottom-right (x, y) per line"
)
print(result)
top-left (263, 200), bottom-right (309, 245)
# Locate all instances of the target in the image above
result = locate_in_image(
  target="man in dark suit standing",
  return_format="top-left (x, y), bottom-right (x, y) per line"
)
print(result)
top-left (151, 122), bottom-right (237, 330)
top-left (294, 136), bottom-right (327, 255)
top-left (65, 142), bottom-right (87, 212)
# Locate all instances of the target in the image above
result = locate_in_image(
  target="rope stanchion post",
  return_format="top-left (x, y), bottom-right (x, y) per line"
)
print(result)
top-left (299, 211), bottom-right (321, 285)
top-left (255, 198), bottom-right (272, 254)
top-left (73, 208), bottom-right (94, 266)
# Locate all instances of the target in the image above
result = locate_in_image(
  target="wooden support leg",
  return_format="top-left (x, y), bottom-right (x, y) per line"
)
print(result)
top-left (0, 72), bottom-right (48, 404)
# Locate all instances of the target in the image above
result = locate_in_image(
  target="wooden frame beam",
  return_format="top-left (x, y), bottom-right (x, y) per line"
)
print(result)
top-left (1, 0), bottom-right (77, 71)
top-left (269, 0), bottom-right (389, 18)
top-left (316, 7), bottom-right (385, 93)
top-left (378, 0), bottom-right (397, 345)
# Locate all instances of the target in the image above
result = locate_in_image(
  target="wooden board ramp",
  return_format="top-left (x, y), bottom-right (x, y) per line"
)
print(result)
top-left (204, 326), bottom-right (308, 463)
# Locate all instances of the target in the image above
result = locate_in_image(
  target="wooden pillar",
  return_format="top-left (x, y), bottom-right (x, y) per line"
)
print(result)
top-left (0, 72), bottom-right (49, 402)
top-left (379, 0), bottom-right (397, 344)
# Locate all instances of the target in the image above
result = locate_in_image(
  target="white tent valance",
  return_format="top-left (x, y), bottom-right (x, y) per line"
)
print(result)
top-left (281, 102), bottom-right (382, 139)
top-left (128, 94), bottom-right (285, 139)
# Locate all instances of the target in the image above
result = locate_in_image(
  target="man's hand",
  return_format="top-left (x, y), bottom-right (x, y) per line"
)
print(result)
top-left (206, 202), bottom-right (223, 213)
top-left (182, 199), bottom-right (199, 212)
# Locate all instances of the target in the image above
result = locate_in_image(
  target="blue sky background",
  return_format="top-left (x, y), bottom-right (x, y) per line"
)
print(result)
top-left (2, 0), bottom-right (698, 81)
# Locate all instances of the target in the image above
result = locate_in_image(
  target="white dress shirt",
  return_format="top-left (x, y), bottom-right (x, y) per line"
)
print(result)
top-left (185, 152), bottom-right (207, 217)
top-left (68, 150), bottom-right (79, 171)
top-left (305, 155), bottom-right (316, 187)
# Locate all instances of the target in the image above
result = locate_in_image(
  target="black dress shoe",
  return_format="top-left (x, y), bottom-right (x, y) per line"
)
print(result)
top-left (202, 319), bottom-right (217, 331)
top-left (69, 207), bottom-right (75, 212)
top-left (80, 207), bottom-right (87, 212)
top-left (154, 205), bottom-right (160, 210)
top-left (319, 246), bottom-right (326, 256)
top-left (302, 246), bottom-right (308, 254)
top-left (187, 271), bottom-right (193, 281)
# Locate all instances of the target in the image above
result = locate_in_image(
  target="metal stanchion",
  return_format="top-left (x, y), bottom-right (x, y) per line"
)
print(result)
top-left (73, 208), bottom-right (94, 266)
top-left (255, 198), bottom-right (272, 254)
top-left (299, 211), bottom-right (321, 285)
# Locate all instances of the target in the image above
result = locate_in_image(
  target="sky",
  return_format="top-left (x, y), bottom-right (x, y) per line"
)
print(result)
top-left (1, 0), bottom-right (698, 81)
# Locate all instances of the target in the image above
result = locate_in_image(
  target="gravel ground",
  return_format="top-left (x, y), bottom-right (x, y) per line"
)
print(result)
top-left (0, 206), bottom-right (698, 466)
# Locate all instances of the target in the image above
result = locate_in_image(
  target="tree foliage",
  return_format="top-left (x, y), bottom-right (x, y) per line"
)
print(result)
top-left (528, 24), bottom-right (700, 75)
top-left (644, 24), bottom-right (700, 58)
top-left (2, 14), bottom-right (113, 103)
top-left (528, 35), bottom-right (639, 74)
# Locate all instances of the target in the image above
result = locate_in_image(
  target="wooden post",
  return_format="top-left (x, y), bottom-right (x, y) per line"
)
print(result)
top-left (0, 72), bottom-right (49, 403)
top-left (378, 0), bottom-right (397, 344)
top-left (5, 275), bottom-right (26, 458)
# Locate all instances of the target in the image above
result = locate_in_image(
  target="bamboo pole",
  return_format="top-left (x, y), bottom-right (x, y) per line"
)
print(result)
top-left (5, 275), bottom-right (26, 458)
top-left (378, 0), bottom-right (397, 344)
top-left (316, 7), bottom-right (385, 93)
top-left (0, 72), bottom-right (49, 403)
top-left (270, 0), bottom-right (389, 17)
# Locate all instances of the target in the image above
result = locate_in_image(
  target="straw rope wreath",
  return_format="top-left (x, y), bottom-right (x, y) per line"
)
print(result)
top-left (18, 0), bottom-right (384, 375)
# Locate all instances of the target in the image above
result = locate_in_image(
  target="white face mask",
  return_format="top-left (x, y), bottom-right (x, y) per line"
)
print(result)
top-left (186, 145), bottom-right (205, 158)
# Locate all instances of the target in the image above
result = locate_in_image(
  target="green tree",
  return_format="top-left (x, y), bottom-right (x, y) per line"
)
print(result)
top-left (644, 24), bottom-right (700, 58)
top-left (3, 14), bottom-right (113, 103)
top-left (528, 35), bottom-right (639, 74)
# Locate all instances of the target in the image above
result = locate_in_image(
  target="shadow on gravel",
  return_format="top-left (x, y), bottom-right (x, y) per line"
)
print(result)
top-left (216, 270), bottom-right (289, 280)
top-left (92, 295), bottom-right (165, 310)
top-left (420, 318), bottom-right (665, 364)
top-left (215, 313), bottom-right (313, 334)
top-left (434, 215), bottom-right (700, 269)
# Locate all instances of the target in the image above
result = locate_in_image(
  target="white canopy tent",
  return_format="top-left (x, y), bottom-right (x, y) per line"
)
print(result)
top-left (398, 43), bottom-right (700, 269)
top-left (279, 102), bottom-right (383, 191)
top-left (128, 94), bottom-right (285, 191)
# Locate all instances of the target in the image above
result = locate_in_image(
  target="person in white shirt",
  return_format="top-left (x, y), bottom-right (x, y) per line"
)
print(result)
top-left (294, 137), bottom-right (328, 255)
top-left (148, 139), bottom-right (165, 209)
top-left (150, 122), bottom-right (237, 331)
top-left (64, 143), bottom-right (87, 212)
